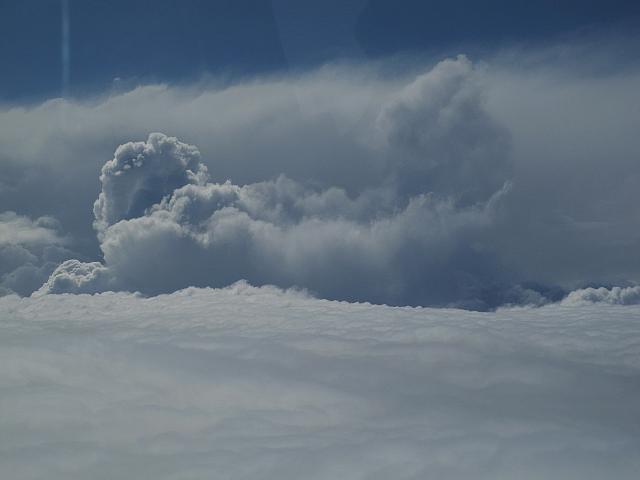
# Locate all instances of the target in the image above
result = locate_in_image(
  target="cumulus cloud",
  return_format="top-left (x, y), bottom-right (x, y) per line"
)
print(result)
top-left (562, 285), bottom-right (640, 306)
top-left (377, 55), bottom-right (511, 204)
top-left (2, 49), bottom-right (640, 304)
top-left (0, 212), bottom-right (76, 296)
top-left (98, 176), bottom-right (508, 305)
top-left (93, 132), bottom-right (209, 238)
top-left (32, 56), bottom-right (557, 308)
top-left (2, 287), bottom-right (640, 479)
top-left (37, 125), bottom-right (530, 308)
top-left (34, 259), bottom-right (114, 296)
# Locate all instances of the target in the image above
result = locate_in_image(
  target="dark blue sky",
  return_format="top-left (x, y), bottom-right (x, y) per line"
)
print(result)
top-left (1, 0), bottom-right (639, 102)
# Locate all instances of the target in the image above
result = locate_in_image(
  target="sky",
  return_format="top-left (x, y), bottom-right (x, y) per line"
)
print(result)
top-left (1, 0), bottom-right (640, 102)
top-left (1, 0), bottom-right (640, 308)
top-left (3, 2), bottom-right (640, 478)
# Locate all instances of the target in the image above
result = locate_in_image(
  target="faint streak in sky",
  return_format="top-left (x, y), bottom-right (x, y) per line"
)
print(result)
top-left (61, 0), bottom-right (70, 97)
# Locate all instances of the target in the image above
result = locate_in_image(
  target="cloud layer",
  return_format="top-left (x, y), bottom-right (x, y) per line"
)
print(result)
top-left (2, 286), bottom-right (640, 479)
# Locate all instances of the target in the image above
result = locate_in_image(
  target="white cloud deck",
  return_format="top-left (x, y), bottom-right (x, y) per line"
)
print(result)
top-left (2, 283), bottom-right (639, 479)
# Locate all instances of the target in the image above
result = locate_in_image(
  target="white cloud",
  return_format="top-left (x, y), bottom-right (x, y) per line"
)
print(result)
top-left (29, 55), bottom-right (540, 308)
top-left (377, 55), bottom-right (511, 203)
top-left (0, 212), bottom-right (76, 296)
top-left (36, 125), bottom-right (524, 308)
top-left (562, 285), bottom-right (640, 305)
top-left (96, 176), bottom-right (509, 305)
top-left (2, 286), bottom-right (639, 479)
top-left (34, 259), bottom-right (114, 296)
top-left (93, 132), bottom-right (209, 238)
top-left (0, 211), bottom-right (64, 247)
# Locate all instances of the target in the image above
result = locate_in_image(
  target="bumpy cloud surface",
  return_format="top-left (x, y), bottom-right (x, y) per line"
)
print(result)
top-left (35, 259), bottom-right (114, 296)
top-left (93, 132), bottom-right (209, 238)
top-left (3, 53), bottom-right (638, 304)
top-left (562, 285), bottom-right (640, 305)
top-left (2, 286), bottom-right (640, 479)
top-left (39, 124), bottom-right (529, 308)
top-left (378, 55), bottom-right (511, 203)
top-left (0, 212), bottom-right (76, 296)
top-left (37, 57), bottom-right (547, 308)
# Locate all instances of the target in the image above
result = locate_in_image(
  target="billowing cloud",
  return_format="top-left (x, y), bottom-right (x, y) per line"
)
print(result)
top-left (93, 132), bottom-right (209, 238)
top-left (32, 55), bottom-right (544, 308)
top-left (35, 259), bottom-right (114, 296)
top-left (99, 177), bottom-right (513, 307)
top-left (0, 212), bottom-right (76, 296)
top-left (37, 121), bottom-right (532, 308)
top-left (2, 49), bottom-right (640, 304)
top-left (377, 55), bottom-right (511, 204)
top-left (562, 285), bottom-right (640, 306)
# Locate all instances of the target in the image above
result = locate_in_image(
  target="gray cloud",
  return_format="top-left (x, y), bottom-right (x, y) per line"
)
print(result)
top-left (32, 123), bottom-right (548, 308)
top-left (35, 259), bottom-right (114, 296)
top-left (32, 55), bottom-right (534, 308)
top-left (562, 285), bottom-right (640, 306)
top-left (0, 212), bottom-right (76, 296)
top-left (93, 132), bottom-right (209, 239)
top-left (93, 173), bottom-right (514, 307)
top-left (2, 49), bottom-right (640, 305)
top-left (377, 55), bottom-right (511, 204)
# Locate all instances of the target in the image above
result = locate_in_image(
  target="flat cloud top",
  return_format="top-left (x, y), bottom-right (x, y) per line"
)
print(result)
top-left (2, 285), bottom-right (640, 479)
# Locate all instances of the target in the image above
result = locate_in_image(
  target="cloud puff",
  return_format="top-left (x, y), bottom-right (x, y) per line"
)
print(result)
top-left (377, 55), bottom-right (511, 204)
top-left (93, 132), bottom-right (209, 238)
top-left (562, 285), bottom-right (640, 305)
top-left (34, 259), bottom-right (114, 296)
top-left (0, 211), bottom-right (64, 247)
top-left (0, 212), bottom-right (76, 296)
top-left (3, 286), bottom-right (640, 479)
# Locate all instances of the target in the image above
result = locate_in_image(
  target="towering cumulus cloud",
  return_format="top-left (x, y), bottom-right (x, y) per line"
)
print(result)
top-left (30, 54), bottom-right (638, 307)
top-left (93, 132), bottom-right (209, 238)
top-left (35, 58), bottom-right (538, 308)
top-left (378, 55), bottom-right (511, 204)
